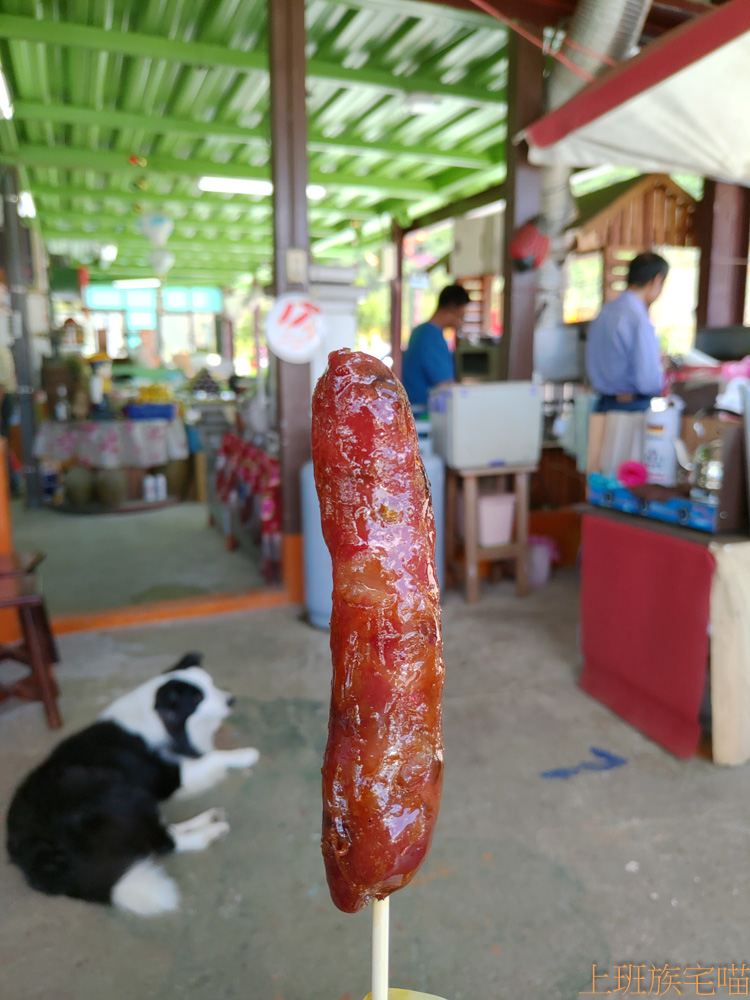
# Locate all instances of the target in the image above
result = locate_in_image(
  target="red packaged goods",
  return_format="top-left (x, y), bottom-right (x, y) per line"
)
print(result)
top-left (312, 349), bottom-right (445, 914)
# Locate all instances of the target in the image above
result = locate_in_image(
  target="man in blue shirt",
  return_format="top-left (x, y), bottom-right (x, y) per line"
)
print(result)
top-left (586, 252), bottom-right (669, 412)
top-left (402, 284), bottom-right (471, 409)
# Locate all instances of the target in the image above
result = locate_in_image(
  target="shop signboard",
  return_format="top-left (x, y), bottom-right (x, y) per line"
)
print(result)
top-left (266, 293), bottom-right (324, 364)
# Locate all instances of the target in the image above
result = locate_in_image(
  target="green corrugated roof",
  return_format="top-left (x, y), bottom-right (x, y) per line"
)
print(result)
top-left (0, 0), bottom-right (508, 286)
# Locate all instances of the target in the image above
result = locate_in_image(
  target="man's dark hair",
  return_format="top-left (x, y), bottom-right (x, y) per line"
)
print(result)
top-left (627, 252), bottom-right (669, 288)
top-left (437, 284), bottom-right (471, 310)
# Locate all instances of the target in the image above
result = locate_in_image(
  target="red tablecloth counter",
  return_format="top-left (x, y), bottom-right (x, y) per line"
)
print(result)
top-left (580, 508), bottom-right (750, 764)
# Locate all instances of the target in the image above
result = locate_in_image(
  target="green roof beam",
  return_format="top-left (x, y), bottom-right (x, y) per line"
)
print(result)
top-left (312, 230), bottom-right (358, 255)
top-left (29, 184), bottom-right (382, 220)
top-left (310, 225), bottom-right (393, 255)
top-left (406, 184), bottom-right (505, 232)
top-left (87, 273), bottom-right (253, 285)
top-left (13, 100), bottom-right (491, 169)
top-left (0, 14), bottom-right (504, 106)
top-left (44, 237), bottom-right (274, 256)
top-left (39, 212), bottom-right (335, 240)
top-left (13, 100), bottom-right (269, 144)
top-left (323, 0), bottom-right (507, 31)
top-left (309, 129), bottom-right (489, 169)
top-left (2, 146), bottom-right (436, 197)
top-left (430, 157), bottom-right (507, 201)
top-left (307, 57), bottom-right (500, 107)
top-left (0, 14), bottom-right (268, 73)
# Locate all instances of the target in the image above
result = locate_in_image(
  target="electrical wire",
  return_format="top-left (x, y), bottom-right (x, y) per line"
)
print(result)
top-left (465, 0), bottom-right (619, 82)
top-left (563, 35), bottom-right (619, 68)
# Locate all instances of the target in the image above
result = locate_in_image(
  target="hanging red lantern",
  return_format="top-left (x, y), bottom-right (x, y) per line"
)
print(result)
top-left (510, 220), bottom-right (549, 272)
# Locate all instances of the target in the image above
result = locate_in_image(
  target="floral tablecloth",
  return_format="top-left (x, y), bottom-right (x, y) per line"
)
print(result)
top-left (34, 419), bottom-right (189, 469)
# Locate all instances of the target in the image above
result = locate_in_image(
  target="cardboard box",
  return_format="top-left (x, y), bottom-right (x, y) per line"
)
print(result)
top-left (587, 412), bottom-right (747, 533)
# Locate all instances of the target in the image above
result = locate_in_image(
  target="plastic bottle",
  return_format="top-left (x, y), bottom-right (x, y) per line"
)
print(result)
top-left (644, 396), bottom-right (685, 487)
top-left (55, 385), bottom-right (70, 422)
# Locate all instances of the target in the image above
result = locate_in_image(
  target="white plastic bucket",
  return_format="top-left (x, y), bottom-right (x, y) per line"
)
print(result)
top-left (477, 493), bottom-right (516, 546)
top-left (528, 542), bottom-right (552, 588)
top-left (528, 535), bottom-right (560, 587)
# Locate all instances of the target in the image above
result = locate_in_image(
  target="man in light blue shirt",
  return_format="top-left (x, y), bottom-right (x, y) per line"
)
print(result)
top-left (402, 284), bottom-right (470, 410)
top-left (586, 252), bottom-right (669, 413)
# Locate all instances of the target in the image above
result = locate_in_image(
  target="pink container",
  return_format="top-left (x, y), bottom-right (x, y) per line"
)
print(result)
top-left (722, 356), bottom-right (750, 380)
top-left (528, 535), bottom-right (561, 587)
top-left (478, 492), bottom-right (516, 546)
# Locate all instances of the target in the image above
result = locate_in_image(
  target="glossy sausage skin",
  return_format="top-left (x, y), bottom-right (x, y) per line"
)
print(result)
top-left (312, 349), bottom-right (444, 914)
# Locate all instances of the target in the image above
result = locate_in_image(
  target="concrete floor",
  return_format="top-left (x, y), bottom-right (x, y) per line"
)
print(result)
top-left (1, 573), bottom-right (748, 1000)
top-left (12, 502), bottom-right (265, 615)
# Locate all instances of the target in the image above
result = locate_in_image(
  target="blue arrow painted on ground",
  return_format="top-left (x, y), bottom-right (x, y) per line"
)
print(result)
top-left (540, 747), bottom-right (627, 780)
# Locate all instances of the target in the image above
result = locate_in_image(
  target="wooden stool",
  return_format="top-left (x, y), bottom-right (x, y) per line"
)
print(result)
top-left (445, 464), bottom-right (536, 604)
top-left (0, 575), bottom-right (62, 729)
top-left (0, 551), bottom-right (44, 577)
top-left (0, 552), bottom-right (59, 666)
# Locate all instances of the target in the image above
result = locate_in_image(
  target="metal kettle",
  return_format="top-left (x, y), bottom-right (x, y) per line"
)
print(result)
top-left (674, 416), bottom-right (724, 494)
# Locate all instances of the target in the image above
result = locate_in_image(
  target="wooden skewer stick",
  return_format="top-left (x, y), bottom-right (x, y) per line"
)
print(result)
top-left (372, 897), bottom-right (390, 1000)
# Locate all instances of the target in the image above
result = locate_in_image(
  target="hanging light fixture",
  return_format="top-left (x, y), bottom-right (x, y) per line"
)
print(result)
top-left (150, 249), bottom-right (175, 277)
top-left (113, 278), bottom-right (161, 289)
top-left (99, 244), bottom-right (118, 265)
top-left (198, 176), bottom-right (327, 200)
top-left (17, 191), bottom-right (35, 218)
top-left (403, 92), bottom-right (441, 115)
top-left (137, 212), bottom-right (174, 248)
top-left (199, 177), bottom-right (273, 196)
top-left (0, 61), bottom-right (13, 119)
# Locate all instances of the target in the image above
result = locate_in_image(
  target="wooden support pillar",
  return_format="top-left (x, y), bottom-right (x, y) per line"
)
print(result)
top-left (390, 222), bottom-right (404, 381)
top-left (499, 32), bottom-right (544, 381)
top-left (268, 0), bottom-right (310, 602)
top-left (696, 180), bottom-right (750, 329)
top-left (481, 274), bottom-right (493, 332)
top-left (1, 169), bottom-right (41, 507)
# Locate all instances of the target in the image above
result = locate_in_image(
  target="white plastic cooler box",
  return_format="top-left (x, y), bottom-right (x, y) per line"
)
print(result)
top-left (428, 381), bottom-right (543, 470)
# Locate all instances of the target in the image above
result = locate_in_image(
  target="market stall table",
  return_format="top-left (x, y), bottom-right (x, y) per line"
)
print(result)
top-left (580, 507), bottom-right (750, 764)
top-left (34, 419), bottom-right (188, 470)
top-left (34, 418), bottom-right (191, 509)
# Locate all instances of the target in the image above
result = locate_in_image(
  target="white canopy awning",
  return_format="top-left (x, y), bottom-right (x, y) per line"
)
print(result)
top-left (522, 0), bottom-right (750, 184)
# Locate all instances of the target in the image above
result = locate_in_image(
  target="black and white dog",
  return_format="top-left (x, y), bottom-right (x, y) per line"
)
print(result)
top-left (6, 653), bottom-right (259, 916)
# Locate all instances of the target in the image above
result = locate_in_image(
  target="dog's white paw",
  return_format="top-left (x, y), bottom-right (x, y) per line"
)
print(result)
top-left (203, 819), bottom-right (230, 845)
top-left (224, 747), bottom-right (260, 770)
top-left (169, 813), bottom-right (231, 852)
top-left (178, 807), bottom-right (227, 831)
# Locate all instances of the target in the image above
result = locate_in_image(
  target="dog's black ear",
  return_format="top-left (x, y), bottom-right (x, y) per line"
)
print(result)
top-left (154, 679), bottom-right (204, 758)
top-left (164, 652), bottom-right (203, 674)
